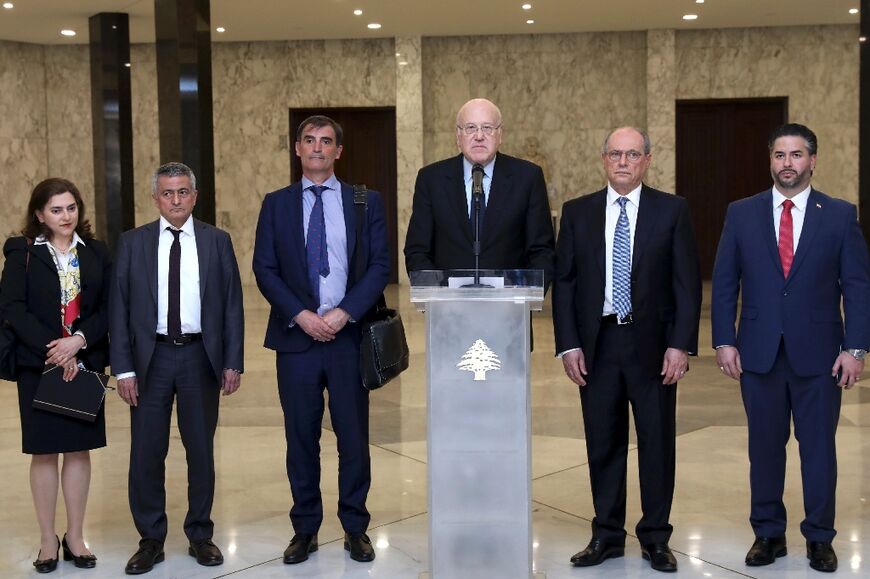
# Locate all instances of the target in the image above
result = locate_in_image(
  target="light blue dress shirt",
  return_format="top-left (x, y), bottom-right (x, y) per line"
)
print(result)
top-left (301, 175), bottom-right (348, 316)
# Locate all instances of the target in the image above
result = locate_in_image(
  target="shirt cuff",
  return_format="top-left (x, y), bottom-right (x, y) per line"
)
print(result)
top-left (557, 347), bottom-right (581, 358)
top-left (116, 371), bottom-right (136, 380)
top-left (74, 330), bottom-right (87, 349)
top-left (714, 344), bottom-right (734, 349)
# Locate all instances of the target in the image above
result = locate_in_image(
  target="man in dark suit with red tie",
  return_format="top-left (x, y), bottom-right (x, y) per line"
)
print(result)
top-left (712, 123), bottom-right (870, 573)
top-left (110, 162), bottom-right (245, 574)
top-left (404, 98), bottom-right (555, 285)
top-left (253, 116), bottom-right (390, 565)
top-left (553, 127), bottom-right (701, 573)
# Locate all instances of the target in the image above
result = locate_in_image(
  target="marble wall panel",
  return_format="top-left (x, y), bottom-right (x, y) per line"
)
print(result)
top-left (422, 32), bottom-right (648, 215)
top-left (646, 29), bottom-right (676, 191)
top-left (395, 36), bottom-right (423, 285)
top-left (676, 25), bottom-right (859, 203)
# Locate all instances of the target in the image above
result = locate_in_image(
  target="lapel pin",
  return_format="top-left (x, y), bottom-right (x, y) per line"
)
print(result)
top-left (816, 203), bottom-right (822, 209)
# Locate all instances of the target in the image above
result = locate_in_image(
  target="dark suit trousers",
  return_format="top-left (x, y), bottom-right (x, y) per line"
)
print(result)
top-left (741, 341), bottom-right (841, 543)
top-left (276, 330), bottom-right (371, 535)
top-left (128, 341), bottom-right (219, 543)
top-left (580, 322), bottom-right (676, 546)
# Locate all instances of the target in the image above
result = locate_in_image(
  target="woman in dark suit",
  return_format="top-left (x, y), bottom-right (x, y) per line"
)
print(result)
top-left (0, 178), bottom-right (111, 573)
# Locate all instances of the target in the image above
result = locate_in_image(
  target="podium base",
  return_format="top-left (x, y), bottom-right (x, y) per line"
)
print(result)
top-left (420, 572), bottom-right (546, 578)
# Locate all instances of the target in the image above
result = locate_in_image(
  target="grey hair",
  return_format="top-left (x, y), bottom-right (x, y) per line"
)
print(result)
top-left (151, 162), bottom-right (197, 193)
top-left (602, 127), bottom-right (652, 155)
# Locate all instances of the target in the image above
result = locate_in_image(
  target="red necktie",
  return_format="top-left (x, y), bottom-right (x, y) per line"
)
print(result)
top-left (778, 199), bottom-right (795, 278)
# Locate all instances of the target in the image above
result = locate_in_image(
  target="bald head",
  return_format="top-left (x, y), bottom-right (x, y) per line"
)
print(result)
top-left (455, 98), bottom-right (503, 165)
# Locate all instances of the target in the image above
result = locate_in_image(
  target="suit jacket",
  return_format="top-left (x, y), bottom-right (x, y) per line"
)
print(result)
top-left (109, 219), bottom-right (244, 386)
top-left (404, 152), bottom-right (555, 288)
top-left (711, 188), bottom-right (870, 377)
top-left (252, 179), bottom-right (391, 352)
top-left (553, 185), bottom-right (702, 375)
top-left (0, 236), bottom-right (111, 371)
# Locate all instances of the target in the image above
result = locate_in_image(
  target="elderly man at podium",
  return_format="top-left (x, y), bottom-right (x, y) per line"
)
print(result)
top-left (553, 127), bottom-right (702, 573)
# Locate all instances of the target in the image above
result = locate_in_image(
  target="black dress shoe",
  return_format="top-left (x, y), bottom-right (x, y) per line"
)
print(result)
top-left (189, 539), bottom-right (224, 566)
top-left (344, 532), bottom-right (375, 562)
top-left (62, 534), bottom-right (97, 568)
top-left (807, 541), bottom-right (837, 572)
top-left (570, 538), bottom-right (625, 567)
top-left (283, 534), bottom-right (317, 564)
top-left (33, 536), bottom-right (60, 574)
top-left (642, 543), bottom-right (678, 572)
top-left (745, 536), bottom-right (787, 566)
top-left (124, 539), bottom-right (164, 575)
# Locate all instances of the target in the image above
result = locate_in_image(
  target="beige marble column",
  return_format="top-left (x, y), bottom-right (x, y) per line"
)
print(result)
top-left (646, 29), bottom-right (676, 192)
top-left (395, 36), bottom-right (423, 286)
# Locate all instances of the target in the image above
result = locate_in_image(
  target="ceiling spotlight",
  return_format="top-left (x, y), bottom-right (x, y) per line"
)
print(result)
top-left (526, 19), bottom-right (535, 24)
top-left (60, 29), bottom-right (77, 37)
top-left (398, 61), bottom-right (408, 66)
top-left (2, 3), bottom-right (14, 9)
top-left (695, 0), bottom-right (704, 3)
top-left (367, 22), bottom-right (382, 29)
top-left (682, 14), bottom-right (699, 20)
top-left (522, 3), bottom-right (532, 9)
top-left (124, 62), bottom-right (131, 67)
top-left (849, 8), bottom-right (859, 14)
top-left (861, 36), bottom-right (867, 42)
top-left (353, 9), bottom-right (363, 16)
top-left (216, 27), bottom-right (226, 33)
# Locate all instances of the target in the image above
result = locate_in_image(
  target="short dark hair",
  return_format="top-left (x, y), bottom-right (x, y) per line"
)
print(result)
top-left (151, 161), bottom-right (197, 193)
top-left (296, 115), bottom-right (343, 146)
top-left (768, 123), bottom-right (817, 156)
top-left (22, 178), bottom-right (93, 241)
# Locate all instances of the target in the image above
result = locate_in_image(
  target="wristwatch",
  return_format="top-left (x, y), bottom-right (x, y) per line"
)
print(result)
top-left (845, 349), bottom-right (867, 361)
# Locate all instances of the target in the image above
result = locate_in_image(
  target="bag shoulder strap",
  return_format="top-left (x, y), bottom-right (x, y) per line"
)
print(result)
top-left (352, 185), bottom-right (387, 311)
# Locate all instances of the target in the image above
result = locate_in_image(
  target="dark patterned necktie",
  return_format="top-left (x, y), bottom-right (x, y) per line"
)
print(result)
top-left (306, 185), bottom-right (330, 300)
top-left (167, 228), bottom-right (182, 339)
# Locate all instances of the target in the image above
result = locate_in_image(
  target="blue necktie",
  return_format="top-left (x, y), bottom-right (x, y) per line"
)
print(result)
top-left (306, 185), bottom-right (330, 301)
top-left (612, 196), bottom-right (632, 321)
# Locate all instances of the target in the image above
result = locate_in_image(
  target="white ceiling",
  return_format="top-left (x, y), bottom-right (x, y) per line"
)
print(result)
top-left (0, 0), bottom-right (861, 45)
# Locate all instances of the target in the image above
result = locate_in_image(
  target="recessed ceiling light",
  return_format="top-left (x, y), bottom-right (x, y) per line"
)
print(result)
top-left (398, 61), bottom-right (408, 66)
top-left (849, 8), bottom-right (859, 14)
top-left (522, 3), bottom-right (532, 9)
top-left (695, 0), bottom-right (704, 3)
top-left (60, 29), bottom-right (77, 37)
top-left (353, 9), bottom-right (363, 16)
top-left (215, 27), bottom-right (226, 33)
top-left (526, 19), bottom-right (535, 24)
top-left (682, 14), bottom-right (699, 20)
top-left (396, 52), bottom-right (401, 56)
top-left (861, 36), bottom-right (867, 42)
top-left (367, 22), bottom-right (382, 29)
top-left (2, 3), bottom-right (14, 9)
top-left (124, 62), bottom-right (131, 68)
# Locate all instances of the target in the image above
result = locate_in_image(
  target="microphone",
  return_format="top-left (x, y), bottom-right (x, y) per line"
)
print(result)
top-left (472, 163), bottom-right (484, 198)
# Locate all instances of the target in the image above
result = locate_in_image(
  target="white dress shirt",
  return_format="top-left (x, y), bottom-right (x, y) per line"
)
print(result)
top-left (772, 185), bottom-right (810, 252)
top-left (603, 184), bottom-right (641, 316)
top-left (156, 215), bottom-right (202, 335)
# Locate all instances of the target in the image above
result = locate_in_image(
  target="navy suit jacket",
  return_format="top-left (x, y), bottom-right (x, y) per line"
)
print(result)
top-left (109, 219), bottom-right (245, 386)
top-left (404, 152), bottom-right (555, 289)
top-left (253, 179), bottom-right (390, 353)
top-left (711, 188), bottom-right (870, 377)
top-left (553, 185), bottom-right (702, 376)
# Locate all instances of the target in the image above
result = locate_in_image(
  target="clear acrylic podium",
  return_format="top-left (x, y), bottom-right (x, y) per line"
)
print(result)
top-left (410, 270), bottom-right (545, 579)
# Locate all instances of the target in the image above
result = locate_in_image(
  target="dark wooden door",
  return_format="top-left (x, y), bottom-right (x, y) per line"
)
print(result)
top-left (676, 98), bottom-right (788, 279)
top-left (290, 107), bottom-right (398, 283)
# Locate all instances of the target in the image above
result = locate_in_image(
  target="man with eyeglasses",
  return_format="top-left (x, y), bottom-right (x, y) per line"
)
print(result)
top-left (110, 162), bottom-right (245, 574)
top-left (404, 98), bottom-right (555, 287)
top-left (712, 124), bottom-right (870, 573)
top-left (552, 127), bottom-right (701, 572)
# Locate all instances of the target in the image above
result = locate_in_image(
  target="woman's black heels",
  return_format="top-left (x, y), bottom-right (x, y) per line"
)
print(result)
top-left (61, 534), bottom-right (97, 569)
top-left (32, 536), bottom-right (59, 573)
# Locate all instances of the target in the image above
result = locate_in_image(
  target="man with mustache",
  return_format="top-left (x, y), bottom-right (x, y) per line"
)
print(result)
top-left (712, 123), bottom-right (870, 573)
top-left (253, 115), bottom-right (390, 565)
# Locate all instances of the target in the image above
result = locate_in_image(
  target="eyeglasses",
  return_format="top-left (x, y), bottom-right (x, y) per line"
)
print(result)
top-left (457, 124), bottom-right (501, 136)
top-left (606, 149), bottom-right (645, 163)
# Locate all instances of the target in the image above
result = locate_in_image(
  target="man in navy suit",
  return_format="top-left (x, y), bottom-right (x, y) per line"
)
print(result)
top-left (253, 116), bottom-right (390, 565)
top-left (404, 98), bottom-right (555, 286)
top-left (712, 123), bottom-right (870, 573)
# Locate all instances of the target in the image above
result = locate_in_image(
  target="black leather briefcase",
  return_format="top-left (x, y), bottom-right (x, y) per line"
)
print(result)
top-left (360, 305), bottom-right (410, 390)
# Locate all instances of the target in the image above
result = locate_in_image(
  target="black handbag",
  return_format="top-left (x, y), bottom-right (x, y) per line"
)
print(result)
top-left (354, 185), bottom-right (410, 390)
top-left (33, 364), bottom-right (112, 422)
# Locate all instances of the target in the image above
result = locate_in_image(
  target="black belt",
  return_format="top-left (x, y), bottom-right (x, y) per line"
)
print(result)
top-left (155, 333), bottom-right (202, 345)
top-left (602, 313), bottom-right (633, 325)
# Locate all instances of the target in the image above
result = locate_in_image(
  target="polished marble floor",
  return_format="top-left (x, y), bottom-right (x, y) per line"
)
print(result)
top-left (0, 284), bottom-right (868, 578)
